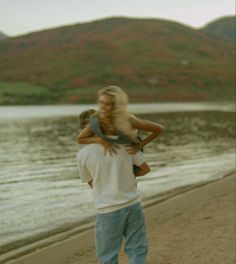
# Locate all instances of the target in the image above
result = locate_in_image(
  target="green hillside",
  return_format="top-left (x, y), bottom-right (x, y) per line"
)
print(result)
top-left (0, 17), bottom-right (235, 105)
top-left (201, 16), bottom-right (236, 42)
top-left (0, 32), bottom-right (8, 41)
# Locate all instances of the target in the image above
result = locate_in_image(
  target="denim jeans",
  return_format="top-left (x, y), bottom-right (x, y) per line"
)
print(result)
top-left (95, 202), bottom-right (148, 264)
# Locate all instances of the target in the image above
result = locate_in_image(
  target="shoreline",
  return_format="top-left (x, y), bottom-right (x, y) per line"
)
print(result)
top-left (0, 102), bottom-right (234, 119)
top-left (1, 172), bottom-right (235, 264)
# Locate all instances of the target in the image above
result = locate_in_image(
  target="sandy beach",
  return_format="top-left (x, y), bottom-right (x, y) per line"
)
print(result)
top-left (4, 174), bottom-right (235, 264)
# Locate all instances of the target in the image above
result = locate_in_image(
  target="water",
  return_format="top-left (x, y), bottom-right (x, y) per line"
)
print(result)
top-left (0, 102), bottom-right (233, 118)
top-left (0, 103), bottom-right (235, 255)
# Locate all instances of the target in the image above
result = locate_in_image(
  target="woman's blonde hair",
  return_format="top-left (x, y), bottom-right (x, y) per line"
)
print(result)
top-left (98, 86), bottom-right (137, 141)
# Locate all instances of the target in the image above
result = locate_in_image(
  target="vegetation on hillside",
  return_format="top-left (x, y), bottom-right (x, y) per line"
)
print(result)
top-left (201, 16), bottom-right (236, 42)
top-left (0, 17), bottom-right (235, 104)
top-left (0, 31), bottom-right (8, 41)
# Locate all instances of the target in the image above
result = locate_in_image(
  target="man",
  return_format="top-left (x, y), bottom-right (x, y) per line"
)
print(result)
top-left (77, 110), bottom-right (150, 264)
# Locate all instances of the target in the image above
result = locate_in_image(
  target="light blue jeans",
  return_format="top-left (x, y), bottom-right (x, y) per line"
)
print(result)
top-left (95, 202), bottom-right (148, 264)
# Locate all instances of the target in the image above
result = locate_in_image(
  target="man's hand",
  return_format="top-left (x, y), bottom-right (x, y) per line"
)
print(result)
top-left (125, 143), bottom-right (142, 155)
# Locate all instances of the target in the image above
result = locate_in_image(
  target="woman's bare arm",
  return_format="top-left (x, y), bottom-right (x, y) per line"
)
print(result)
top-left (126, 116), bottom-right (164, 154)
top-left (76, 125), bottom-right (94, 143)
top-left (76, 125), bottom-right (117, 155)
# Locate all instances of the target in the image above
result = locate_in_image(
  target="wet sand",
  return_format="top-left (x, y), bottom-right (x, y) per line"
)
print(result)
top-left (5, 174), bottom-right (235, 264)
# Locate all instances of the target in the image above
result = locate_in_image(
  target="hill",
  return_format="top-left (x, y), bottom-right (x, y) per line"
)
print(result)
top-left (0, 17), bottom-right (235, 104)
top-left (201, 16), bottom-right (236, 42)
top-left (0, 31), bottom-right (8, 41)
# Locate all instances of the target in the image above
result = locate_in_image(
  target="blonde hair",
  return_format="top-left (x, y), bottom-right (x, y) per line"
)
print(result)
top-left (98, 86), bottom-right (137, 141)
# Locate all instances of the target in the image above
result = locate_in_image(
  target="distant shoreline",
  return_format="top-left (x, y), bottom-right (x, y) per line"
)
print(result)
top-left (0, 102), bottom-right (234, 119)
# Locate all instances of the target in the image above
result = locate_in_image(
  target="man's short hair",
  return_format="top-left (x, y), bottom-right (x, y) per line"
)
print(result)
top-left (79, 109), bottom-right (96, 129)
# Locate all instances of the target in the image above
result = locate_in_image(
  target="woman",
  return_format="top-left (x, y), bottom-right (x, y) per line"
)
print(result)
top-left (76, 86), bottom-right (164, 155)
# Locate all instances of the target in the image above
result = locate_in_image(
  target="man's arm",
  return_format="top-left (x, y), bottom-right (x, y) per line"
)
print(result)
top-left (77, 154), bottom-right (94, 187)
top-left (135, 162), bottom-right (150, 177)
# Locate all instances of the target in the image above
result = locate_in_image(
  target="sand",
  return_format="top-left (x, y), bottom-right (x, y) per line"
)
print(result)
top-left (4, 174), bottom-right (235, 264)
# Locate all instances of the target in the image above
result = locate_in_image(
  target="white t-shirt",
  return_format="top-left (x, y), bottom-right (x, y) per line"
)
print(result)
top-left (76, 143), bottom-right (145, 214)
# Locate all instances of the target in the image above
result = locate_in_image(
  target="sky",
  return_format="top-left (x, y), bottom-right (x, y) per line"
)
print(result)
top-left (0, 0), bottom-right (235, 37)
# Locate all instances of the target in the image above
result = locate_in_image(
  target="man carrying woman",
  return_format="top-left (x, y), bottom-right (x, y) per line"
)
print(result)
top-left (76, 86), bottom-right (163, 263)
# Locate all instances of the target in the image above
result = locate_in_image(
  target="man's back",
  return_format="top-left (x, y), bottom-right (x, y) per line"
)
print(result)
top-left (77, 143), bottom-right (145, 213)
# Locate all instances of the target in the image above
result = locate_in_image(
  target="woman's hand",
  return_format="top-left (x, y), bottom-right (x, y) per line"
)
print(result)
top-left (97, 137), bottom-right (118, 156)
top-left (76, 125), bottom-right (118, 156)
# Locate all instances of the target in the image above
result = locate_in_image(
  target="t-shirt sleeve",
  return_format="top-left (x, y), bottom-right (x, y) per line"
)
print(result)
top-left (132, 151), bottom-right (145, 166)
top-left (76, 154), bottom-right (93, 183)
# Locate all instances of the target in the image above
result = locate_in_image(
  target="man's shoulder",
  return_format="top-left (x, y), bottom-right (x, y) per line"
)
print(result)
top-left (76, 144), bottom-right (102, 158)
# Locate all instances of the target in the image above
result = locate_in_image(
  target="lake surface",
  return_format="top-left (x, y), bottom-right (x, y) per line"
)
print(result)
top-left (0, 103), bottom-right (235, 255)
